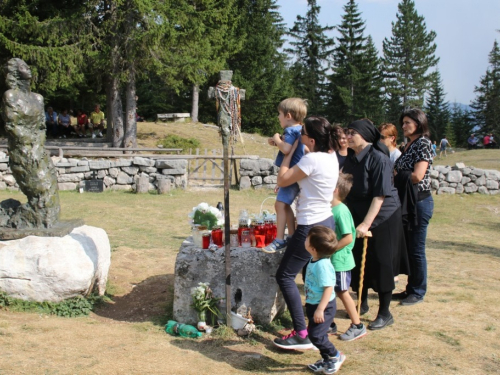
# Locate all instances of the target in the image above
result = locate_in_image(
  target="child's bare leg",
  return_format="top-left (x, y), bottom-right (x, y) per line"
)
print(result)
top-left (275, 200), bottom-right (287, 241)
top-left (284, 204), bottom-right (295, 237)
top-left (337, 290), bottom-right (360, 325)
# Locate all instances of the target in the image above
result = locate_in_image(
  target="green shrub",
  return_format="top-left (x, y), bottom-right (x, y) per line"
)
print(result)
top-left (0, 291), bottom-right (106, 317)
top-left (160, 135), bottom-right (200, 152)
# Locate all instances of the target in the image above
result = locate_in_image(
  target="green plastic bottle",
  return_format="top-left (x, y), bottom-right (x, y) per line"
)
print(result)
top-left (165, 320), bottom-right (202, 338)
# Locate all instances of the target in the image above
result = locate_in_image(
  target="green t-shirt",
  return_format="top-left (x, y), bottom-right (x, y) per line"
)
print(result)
top-left (330, 203), bottom-right (356, 272)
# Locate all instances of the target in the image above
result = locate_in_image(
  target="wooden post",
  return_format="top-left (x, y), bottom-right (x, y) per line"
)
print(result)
top-left (208, 70), bottom-right (245, 323)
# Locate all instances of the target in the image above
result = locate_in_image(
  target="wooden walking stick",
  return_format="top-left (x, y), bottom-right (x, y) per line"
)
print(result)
top-left (357, 231), bottom-right (373, 317)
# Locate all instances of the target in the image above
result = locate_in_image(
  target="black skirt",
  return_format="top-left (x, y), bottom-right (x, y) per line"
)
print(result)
top-left (350, 207), bottom-right (409, 294)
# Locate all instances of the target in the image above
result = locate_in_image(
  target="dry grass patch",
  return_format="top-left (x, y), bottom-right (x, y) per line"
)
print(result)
top-left (0, 191), bottom-right (499, 374)
top-left (434, 148), bottom-right (500, 170)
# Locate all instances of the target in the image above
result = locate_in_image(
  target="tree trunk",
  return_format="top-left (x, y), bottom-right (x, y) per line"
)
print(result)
top-left (105, 79), bottom-right (113, 142)
top-left (111, 74), bottom-right (124, 148)
top-left (191, 84), bottom-right (199, 123)
top-left (124, 69), bottom-right (137, 150)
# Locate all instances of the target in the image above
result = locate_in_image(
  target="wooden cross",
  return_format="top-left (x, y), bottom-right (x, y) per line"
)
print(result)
top-left (208, 70), bottom-right (245, 322)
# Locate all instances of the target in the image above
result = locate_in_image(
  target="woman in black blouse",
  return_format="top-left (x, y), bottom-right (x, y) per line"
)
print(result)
top-left (393, 108), bottom-right (434, 306)
top-left (343, 119), bottom-right (408, 330)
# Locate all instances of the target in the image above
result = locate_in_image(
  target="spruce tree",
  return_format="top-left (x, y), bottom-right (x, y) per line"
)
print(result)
top-left (286, 0), bottom-right (334, 115)
top-left (382, 0), bottom-right (439, 113)
top-left (450, 103), bottom-right (474, 148)
top-left (222, 0), bottom-right (293, 135)
top-left (327, 0), bottom-right (384, 125)
top-left (425, 71), bottom-right (450, 141)
top-left (471, 40), bottom-right (500, 135)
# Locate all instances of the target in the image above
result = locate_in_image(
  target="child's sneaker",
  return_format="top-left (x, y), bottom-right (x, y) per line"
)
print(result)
top-left (327, 322), bottom-right (337, 335)
top-left (323, 352), bottom-right (346, 374)
top-left (339, 323), bottom-right (367, 342)
top-left (273, 330), bottom-right (314, 350)
top-left (307, 358), bottom-right (327, 373)
top-left (262, 239), bottom-right (287, 253)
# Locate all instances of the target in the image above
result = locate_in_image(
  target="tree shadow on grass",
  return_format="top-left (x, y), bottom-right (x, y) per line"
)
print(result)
top-left (428, 239), bottom-right (500, 258)
top-left (169, 336), bottom-right (309, 373)
top-left (93, 274), bottom-right (174, 325)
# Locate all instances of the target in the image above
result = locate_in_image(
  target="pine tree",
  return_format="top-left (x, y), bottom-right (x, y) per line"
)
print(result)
top-left (471, 40), bottom-right (500, 135)
top-left (425, 71), bottom-right (450, 141)
top-left (382, 0), bottom-right (439, 112)
top-left (286, 0), bottom-right (334, 115)
top-left (450, 103), bottom-right (474, 148)
top-left (222, 0), bottom-right (293, 135)
top-left (327, 0), bottom-right (384, 125)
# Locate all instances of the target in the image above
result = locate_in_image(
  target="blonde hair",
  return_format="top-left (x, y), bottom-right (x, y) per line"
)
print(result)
top-left (378, 123), bottom-right (398, 147)
top-left (278, 98), bottom-right (308, 124)
top-left (335, 173), bottom-right (353, 202)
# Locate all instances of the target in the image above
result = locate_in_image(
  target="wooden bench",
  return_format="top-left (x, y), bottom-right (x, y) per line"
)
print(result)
top-left (156, 113), bottom-right (190, 123)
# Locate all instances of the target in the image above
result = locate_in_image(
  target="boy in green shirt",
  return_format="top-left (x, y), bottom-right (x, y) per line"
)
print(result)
top-left (329, 173), bottom-right (367, 341)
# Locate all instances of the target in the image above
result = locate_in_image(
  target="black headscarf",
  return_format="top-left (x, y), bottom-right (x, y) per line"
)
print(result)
top-left (348, 119), bottom-right (390, 157)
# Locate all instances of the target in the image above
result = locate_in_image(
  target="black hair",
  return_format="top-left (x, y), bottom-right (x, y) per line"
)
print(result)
top-left (399, 108), bottom-right (430, 138)
top-left (302, 116), bottom-right (339, 152)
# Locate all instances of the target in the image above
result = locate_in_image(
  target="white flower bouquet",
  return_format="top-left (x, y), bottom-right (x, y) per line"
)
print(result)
top-left (188, 202), bottom-right (224, 230)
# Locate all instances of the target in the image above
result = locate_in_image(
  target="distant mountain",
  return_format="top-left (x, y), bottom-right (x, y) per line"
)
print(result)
top-left (450, 102), bottom-right (473, 112)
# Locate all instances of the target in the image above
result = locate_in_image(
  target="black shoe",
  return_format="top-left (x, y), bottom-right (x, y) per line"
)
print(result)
top-left (391, 291), bottom-right (407, 301)
top-left (400, 294), bottom-right (423, 306)
top-left (368, 314), bottom-right (394, 330)
top-left (360, 304), bottom-right (369, 315)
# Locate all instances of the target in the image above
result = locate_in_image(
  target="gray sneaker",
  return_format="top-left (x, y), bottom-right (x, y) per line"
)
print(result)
top-left (262, 239), bottom-right (287, 254)
top-left (323, 352), bottom-right (346, 374)
top-left (307, 358), bottom-right (327, 373)
top-left (339, 323), bottom-right (367, 342)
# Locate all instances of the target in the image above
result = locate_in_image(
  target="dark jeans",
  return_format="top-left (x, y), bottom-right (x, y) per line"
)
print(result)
top-left (406, 194), bottom-right (434, 299)
top-left (46, 121), bottom-right (57, 138)
top-left (276, 215), bottom-right (335, 333)
top-left (306, 300), bottom-right (337, 358)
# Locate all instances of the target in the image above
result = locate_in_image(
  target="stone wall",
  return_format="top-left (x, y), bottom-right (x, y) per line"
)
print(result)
top-left (239, 158), bottom-right (500, 195)
top-left (0, 152), bottom-right (187, 192)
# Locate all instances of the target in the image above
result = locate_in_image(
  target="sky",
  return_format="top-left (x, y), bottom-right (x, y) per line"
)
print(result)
top-left (275, 0), bottom-right (500, 105)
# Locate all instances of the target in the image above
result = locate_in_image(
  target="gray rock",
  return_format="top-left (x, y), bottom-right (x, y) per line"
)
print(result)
top-left (446, 170), bottom-right (462, 183)
top-left (3, 175), bottom-right (17, 186)
top-left (439, 181), bottom-right (449, 188)
top-left (239, 170), bottom-right (254, 177)
top-left (258, 158), bottom-right (274, 171)
top-left (429, 169), bottom-right (439, 179)
top-left (0, 164), bottom-right (8, 172)
top-left (56, 161), bottom-right (78, 168)
top-left (434, 166), bottom-right (451, 174)
top-left (449, 183), bottom-right (457, 188)
top-left (475, 175), bottom-right (486, 186)
top-left (122, 166), bottom-right (139, 175)
top-left (111, 159), bottom-right (132, 168)
top-left (240, 159), bottom-right (260, 175)
top-left (69, 165), bottom-right (90, 173)
top-left (77, 160), bottom-right (89, 166)
top-left (0, 225), bottom-right (110, 302)
top-left (133, 157), bottom-right (155, 167)
top-left (263, 175), bottom-right (277, 184)
top-left (461, 177), bottom-right (471, 185)
top-left (484, 170), bottom-right (500, 181)
top-left (0, 181), bottom-right (6, 190)
top-left (437, 187), bottom-right (456, 194)
top-left (155, 159), bottom-right (188, 169)
top-left (117, 172), bottom-right (133, 184)
top-left (438, 173), bottom-right (445, 181)
top-left (103, 176), bottom-right (115, 187)
top-left (161, 168), bottom-right (185, 175)
top-left (108, 168), bottom-right (119, 178)
top-left (489, 190), bottom-right (500, 195)
top-left (97, 170), bottom-right (107, 179)
top-left (455, 162), bottom-right (466, 169)
top-left (486, 180), bottom-right (499, 190)
top-left (140, 166), bottom-right (157, 173)
top-left (239, 176), bottom-right (251, 190)
top-left (110, 184), bottom-right (133, 191)
top-left (456, 183), bottom-right (464, 194)
top-left (58, 173), bottom-right (84, 183)
top-left (252, 176), bottom-right (263, 185)
top-left (462, 167), bottom-right (471, 175)
top-left (57, 183), bottom-right (77, 191)
top-left (469, 174), bottom-right (477, 182)
top-left (0, 158), bottom-right (9, 163)
top-left (431, 179), bottom-right (439, 190)
top-left (89, 160), bottom-right (111, 170)
top-left (173, 240), bottom-right (285, 325)
top-left (478, 186), bottom-right (489, 194)
top-left (464, 185), bottom-right (478, 193)
top-left (471, 168), bottom-right (484, 177)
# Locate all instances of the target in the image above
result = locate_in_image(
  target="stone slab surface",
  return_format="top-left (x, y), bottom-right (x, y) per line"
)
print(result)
top-left (0, 219), bottom-right (84, 240)
top-left (173, 238), bottom-right (286, 325)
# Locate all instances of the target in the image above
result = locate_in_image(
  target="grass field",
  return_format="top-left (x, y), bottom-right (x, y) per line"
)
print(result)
top-left (0, 124), bottom-right (499, 374)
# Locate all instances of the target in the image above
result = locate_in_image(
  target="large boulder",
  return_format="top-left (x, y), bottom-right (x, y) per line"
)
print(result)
top-left (0, 225), bottom-right (110, 302)
top-left (173, 239), bottom-right (286, 325)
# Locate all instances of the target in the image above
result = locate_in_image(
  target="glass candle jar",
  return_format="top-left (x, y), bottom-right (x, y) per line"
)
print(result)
top-left (202, 232), bottom-right (211, 249)
top-left (241, 230), bottom-right (251, 248)
top-left (230, 229), bottom-right (239, 247)
top-left (211, 226), bottom-right (223, 247)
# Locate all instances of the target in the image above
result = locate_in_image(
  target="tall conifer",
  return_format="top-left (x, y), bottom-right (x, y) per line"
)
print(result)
top-left (382, 0), bottom-right (438, 116)
top-left (286, 0), bottom-right (334, 115)
top-left (425, 71), bottom-right (450, 141)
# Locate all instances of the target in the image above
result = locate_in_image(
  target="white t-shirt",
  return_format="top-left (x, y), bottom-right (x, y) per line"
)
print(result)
top-left (295, 152), bottom-right (339, 225)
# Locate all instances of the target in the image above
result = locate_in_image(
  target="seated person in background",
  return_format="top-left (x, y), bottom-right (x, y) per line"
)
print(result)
top-left (57, 108), bottom-right (75, 138)
top-left (488, 134), bottom-right (497, 148)
top-left (45, 106), bottom-right (58, 138)
top-left (89, 104), bottom-right (105, 138)
top-left (75, 109), bottom-right (88, 137)
top-left (467, 134), bottom-right (478, 150)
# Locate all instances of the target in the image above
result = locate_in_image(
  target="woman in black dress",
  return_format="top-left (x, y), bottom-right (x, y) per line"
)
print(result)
top-left (342, 119), bottom-right (408, 330)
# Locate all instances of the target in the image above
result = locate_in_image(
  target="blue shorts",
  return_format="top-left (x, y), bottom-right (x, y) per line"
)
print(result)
top-left (276, 183), bottom-right (300, 205)
top-left (334, 271), bottom-right (352, 293)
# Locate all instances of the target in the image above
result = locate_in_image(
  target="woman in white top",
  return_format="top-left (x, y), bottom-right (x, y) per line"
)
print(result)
top-left (272, 117), bottom-right (340, 350)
